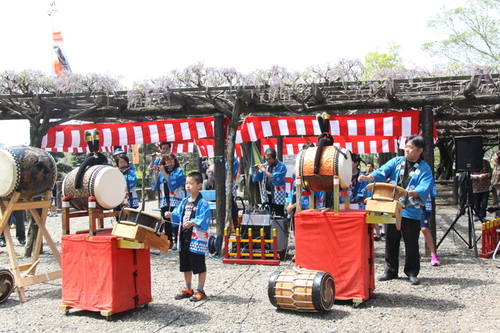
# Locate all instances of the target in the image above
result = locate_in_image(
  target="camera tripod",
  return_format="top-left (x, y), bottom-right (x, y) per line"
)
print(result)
top-left (436, 171), bottom-right (480, 257)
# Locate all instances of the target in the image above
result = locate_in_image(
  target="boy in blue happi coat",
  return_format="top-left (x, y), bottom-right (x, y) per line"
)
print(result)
top-left (164, 171), bottom-right (211, 302)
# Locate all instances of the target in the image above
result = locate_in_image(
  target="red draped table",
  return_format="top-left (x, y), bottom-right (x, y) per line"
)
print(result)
top-left (295, 209), bottom-right (374, 302)
top-left (61, 232), bottom-right (152, 316)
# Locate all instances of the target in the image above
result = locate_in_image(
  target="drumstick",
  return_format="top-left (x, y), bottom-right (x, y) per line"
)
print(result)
top-left (160, 219), bottom-right (180, 226)
top-left (154, 218), bottom-right (179, 233)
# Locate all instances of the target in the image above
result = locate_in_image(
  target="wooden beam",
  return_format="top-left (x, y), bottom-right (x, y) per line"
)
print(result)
top-left (312, 84), bottom-right (325, 104)
top-left (439, 129), bottom-right (500, 137)
top-left (236, 88), bottom-right (258, 104)
top-left (95, 96), bottom-right (127, 109)
top-left (437, 122), bottom-right (500, 130)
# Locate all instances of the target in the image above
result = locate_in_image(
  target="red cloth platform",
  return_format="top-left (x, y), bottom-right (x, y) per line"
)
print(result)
top-left (61, 232), bottom-right (152, 314)
top-left (295, 209), bottom-right (374, 301)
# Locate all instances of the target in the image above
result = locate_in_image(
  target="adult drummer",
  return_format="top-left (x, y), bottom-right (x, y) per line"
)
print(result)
top-left (358, 135), bottom-right (433, 285)
top-left (253, 148), bottom-right (287, 217)
top-left (148, 142), bottom-right (172, 173)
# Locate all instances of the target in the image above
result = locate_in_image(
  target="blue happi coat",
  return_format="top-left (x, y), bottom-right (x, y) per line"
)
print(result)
top-left (370, 156), bottom-right (433, 220)
top-left (252, 160), bottom-right (287, 205)
top-left (152, 166), bottom-right (185, 209)
top-left (227, 157), bottom-right (240, 197)
top-left (122, 167), bottom-right (139, 208)
top-left (170, 196), bottom-right (211, 254)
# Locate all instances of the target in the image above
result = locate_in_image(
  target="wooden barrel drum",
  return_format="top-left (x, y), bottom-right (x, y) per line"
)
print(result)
top-left (112, 214), bottom-right (170, 253)
top-left (120, 208), bottom-right (160, 229)
top-left (364, 182), bottom-right (408, 229)
top-left (365, 182), bottom-right (407, 201)
top-left (0, 146), bottom-right (56, 199)
top-left (268, 268), bottom-right (335, 312)
top-left (295, 146), bottom-right (352, 192)
top-left (62, 165), bottom-right (126, 211)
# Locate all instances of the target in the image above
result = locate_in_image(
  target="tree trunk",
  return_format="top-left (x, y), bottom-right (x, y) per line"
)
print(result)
top-left (24, 208), bottom-right (43, 257)
top-left (214, 113), bottom-right (226, 237)
top-left (240, 142), bottom-right (262, 207)
top-left (422, 105), bottom-right (436, 257)
top-left (436, 138), bottom-right (454, 180)
top-left (222, 100), bottom-right (244, 235)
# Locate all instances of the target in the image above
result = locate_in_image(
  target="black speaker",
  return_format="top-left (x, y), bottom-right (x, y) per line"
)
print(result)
top-left (455, 136), bottom-right (483, 171)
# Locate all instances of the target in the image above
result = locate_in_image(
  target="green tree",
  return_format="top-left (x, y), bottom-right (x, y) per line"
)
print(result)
top-left (363, 44), bottom-right (405, 80)
top-left (423, 0), bottom-right (500, 65)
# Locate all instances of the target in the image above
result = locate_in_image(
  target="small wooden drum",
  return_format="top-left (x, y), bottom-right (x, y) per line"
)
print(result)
top-left (365, 182), bottom-right (407, 201)
top-left (268, 268), bottom-right (335, 312)
top-left (0, 267), bottom-right (15, 304)
top-left (62, 165), bottom-right (126, 211)
top-left (365, 183), bottom-right (407, 230)
top-left (120, 208), bottom-right (160, 229)
top-left (295, 146), bottom-right (352, 191)
top-left (0, 146), bottom-right (56, 199)
top-left (112, 221), bottom-right (170, 252)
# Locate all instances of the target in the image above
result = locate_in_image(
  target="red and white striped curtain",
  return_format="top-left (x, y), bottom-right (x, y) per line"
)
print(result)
top-left (194, 138), bottom-right (244, 158)
top-left (42, 117), bottom-right (218, 153)
top-left (236, 110), bottom-right (420, 143)
top-left (41, 110), bottom-right (424, 155)
top-left (260, 136), bottom-right (399, 155)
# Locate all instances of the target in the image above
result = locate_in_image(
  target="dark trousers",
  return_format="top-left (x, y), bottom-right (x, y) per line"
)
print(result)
top-left (384, 217), bottom-right (421, 277)
top-left (472, 191), bottom-right (489, 219)
top-left (161, 206), bottom-right (176, 243)
top-left (1, 210), bottom-right (26, 242)
top-left (264, 194), bottom-right (285, 217)
top-left (231, 197), bottom-right (239, 229)
top-left (270, 204), bottom-right (285, 218)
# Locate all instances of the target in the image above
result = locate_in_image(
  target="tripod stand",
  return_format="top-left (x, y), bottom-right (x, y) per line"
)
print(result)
top-left (436, 171), bottom-right (480, 257)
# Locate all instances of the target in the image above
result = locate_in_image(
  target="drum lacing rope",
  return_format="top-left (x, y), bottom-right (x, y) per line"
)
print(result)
top-left (274, 267), bottom-right (317, 310)
top-left (298, 149), bottom-right (305, 188)
top-left (302, 147), bottom-right (348, 192)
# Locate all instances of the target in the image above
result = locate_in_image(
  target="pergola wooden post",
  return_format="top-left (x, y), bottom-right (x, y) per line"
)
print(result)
top-left (214, 112), bottom-right (226, 236)
top-left (422, 105), bottom-right (436, 256)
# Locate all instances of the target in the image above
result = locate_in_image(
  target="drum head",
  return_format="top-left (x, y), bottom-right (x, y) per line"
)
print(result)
top-left (294, 149), bottom-right (306, 182)
top-left (0, 268), bottom-right (15, 304)
top-left (93, 166), bottom-right (126, 209)
top-left (122, 208), bottom-right (160, 228)
top-left (267, 270), bottom-right (281, 308)
top-left (312, 271), bottom-right (335, 312)
top-left (123, 208), bottom-right (159, 221)
top-left (0, 150), bottom-right (17, 197)
top-left (335, 147), bottom-right (352, 189)
top-left (366, 182), bottom-right (407, 200)
top-left (117, 220), bottom-right (156, 233)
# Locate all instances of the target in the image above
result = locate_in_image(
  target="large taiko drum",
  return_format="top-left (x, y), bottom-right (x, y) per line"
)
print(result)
top-left (268, 268), bottom-right (335, 312)
top-left (0, 267), bottom-right (15, 304)
top-left (62, 165), bottom-right (126, 211)
top-left (295, 146), bottom-right (352, 191)
top-left (0, 146), bottom-right (56, 199)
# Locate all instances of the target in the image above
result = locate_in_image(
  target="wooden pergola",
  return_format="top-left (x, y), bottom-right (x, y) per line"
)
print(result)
top-left (3, 73), bottom-right (500, 141)
top-left (2, 73), bottom-right (500, 250)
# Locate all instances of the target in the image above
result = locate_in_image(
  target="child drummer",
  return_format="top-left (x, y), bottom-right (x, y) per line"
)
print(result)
top-left (164, 171), bottom-right (211, 302)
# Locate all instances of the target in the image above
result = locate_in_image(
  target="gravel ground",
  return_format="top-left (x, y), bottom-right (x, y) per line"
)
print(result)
top-left (1, 200), bottom-right (500, 333)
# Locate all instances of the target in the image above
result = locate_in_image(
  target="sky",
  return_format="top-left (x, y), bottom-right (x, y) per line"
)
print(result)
top-left (0, 0), bottom-right (462, 147)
